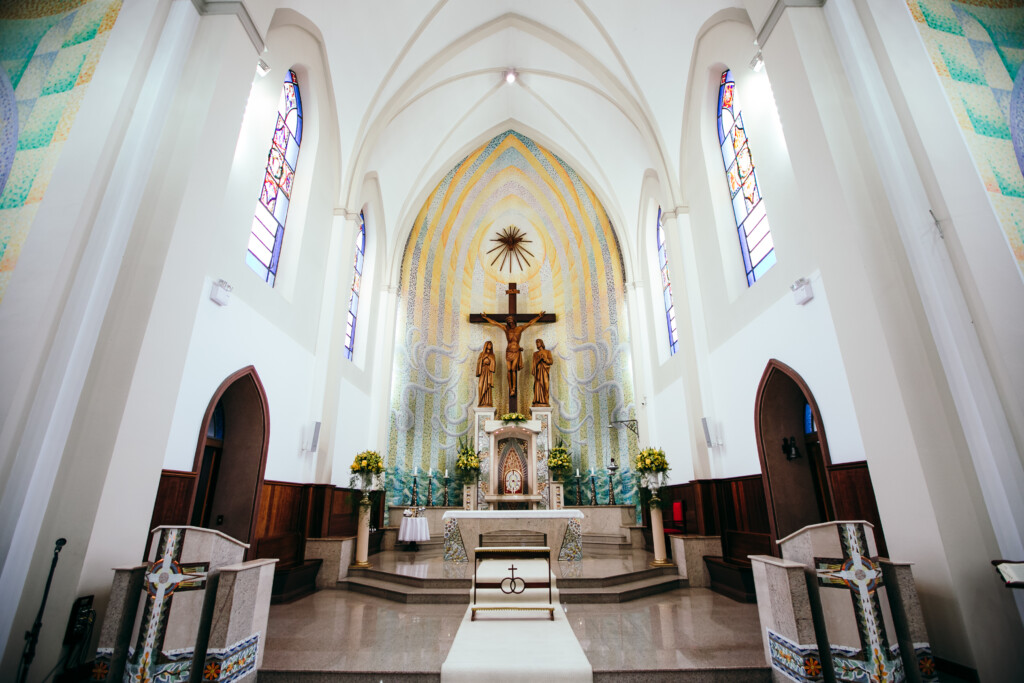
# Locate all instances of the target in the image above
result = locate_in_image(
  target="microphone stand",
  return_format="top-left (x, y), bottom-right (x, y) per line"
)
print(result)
top-left (17, 538), bottom-right (66, 683)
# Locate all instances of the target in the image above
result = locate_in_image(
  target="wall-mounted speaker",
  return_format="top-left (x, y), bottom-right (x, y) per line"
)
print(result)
top-left (306, 421), bottom-right (321, 452)
top-left (701, 417), bottom-right (714, 449)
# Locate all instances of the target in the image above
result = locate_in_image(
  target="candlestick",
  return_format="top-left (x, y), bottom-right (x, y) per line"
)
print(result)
top-left (590, 472), bottom-right (598, 506)
top-left (445, 468), bottom-right (449, 478)
top-left (443, 476), bottom-right (450, 507)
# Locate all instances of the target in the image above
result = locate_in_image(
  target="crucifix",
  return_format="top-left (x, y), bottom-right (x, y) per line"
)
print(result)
top-left (470, 282), bottom-right (555, 413)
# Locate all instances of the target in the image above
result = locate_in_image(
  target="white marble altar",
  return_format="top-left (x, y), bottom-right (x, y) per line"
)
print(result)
top-left (443, 510), bottom-right (583, 564)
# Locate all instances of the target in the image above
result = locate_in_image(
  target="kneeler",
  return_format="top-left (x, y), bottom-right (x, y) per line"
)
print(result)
top-left (471, 547), bottom-right (554, 620)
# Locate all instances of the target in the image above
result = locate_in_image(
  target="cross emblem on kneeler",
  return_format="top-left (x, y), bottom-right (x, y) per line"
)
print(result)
top-left (121, 528), bottom-right (209, 683)
top-left (814, 524), bottom-right (903, 682)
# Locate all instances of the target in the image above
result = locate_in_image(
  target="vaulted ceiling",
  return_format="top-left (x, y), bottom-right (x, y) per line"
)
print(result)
top-left (255, 0), bottom-right (759, 272)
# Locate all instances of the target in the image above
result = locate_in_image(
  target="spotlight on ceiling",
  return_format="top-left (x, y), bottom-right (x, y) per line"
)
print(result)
top-left (504, 68), bottom-right (518, 84)
top-left (256, 59), bottom-right (271, 77)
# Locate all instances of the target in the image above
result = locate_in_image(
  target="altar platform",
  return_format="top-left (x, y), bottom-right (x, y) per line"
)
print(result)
top-left (259, 580), bottom-right (770, 682)
top-left (336, 544), bottom-right (682, 604)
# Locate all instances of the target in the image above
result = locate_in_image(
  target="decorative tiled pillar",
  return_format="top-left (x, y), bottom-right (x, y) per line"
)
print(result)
top-left (200, 558), bottom-right (277, 683)
top-left (750, 554), bottom-right (823, 683)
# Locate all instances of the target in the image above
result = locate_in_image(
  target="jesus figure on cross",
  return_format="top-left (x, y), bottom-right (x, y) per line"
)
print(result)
top-left (480, 310), bottom-right (546, 399)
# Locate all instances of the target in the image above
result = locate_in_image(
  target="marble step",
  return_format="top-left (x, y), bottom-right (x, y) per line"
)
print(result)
top-left (259, 668), bottom-right (770, 682)
top-left (582, 533), bottom-right (630, 545)
top-left (347, 567), bottom-right (471, 589)
top-left (559, 573), bottom-right (684, 604)
top-left (339, 574), bottom-right (470, 604)
top-left (556, 565), bottom-right (679, 589)
top-left (339, 567), bottom-right (683, 604)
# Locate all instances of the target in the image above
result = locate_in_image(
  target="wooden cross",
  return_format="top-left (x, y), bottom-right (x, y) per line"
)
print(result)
top-left (470, 283), bottom-right (555, 413)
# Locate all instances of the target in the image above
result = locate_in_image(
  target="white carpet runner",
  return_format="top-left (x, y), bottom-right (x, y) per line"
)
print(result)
top-left (440, 554), bottom-right (592, 682)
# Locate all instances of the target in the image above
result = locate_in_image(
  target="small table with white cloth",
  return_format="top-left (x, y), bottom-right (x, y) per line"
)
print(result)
top-left (398, 517), bottom-right (430, 549)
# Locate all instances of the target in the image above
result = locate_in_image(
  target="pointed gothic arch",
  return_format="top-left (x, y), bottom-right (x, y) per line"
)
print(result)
top-left (189, 365), bottom-right (271, 556)
top-left (754, 359), bottom-right (835, 549)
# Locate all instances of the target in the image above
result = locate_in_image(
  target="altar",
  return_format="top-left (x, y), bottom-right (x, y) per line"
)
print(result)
top-left (442, 510), bottom-right (583, 564)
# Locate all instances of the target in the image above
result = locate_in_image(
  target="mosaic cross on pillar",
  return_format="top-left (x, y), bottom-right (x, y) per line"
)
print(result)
top-left (812, 524), bottom-right (905, 682)
top-left (122, 528), bottom-right (209, 682)
top-left (470, 282), bottom-right (555, 413)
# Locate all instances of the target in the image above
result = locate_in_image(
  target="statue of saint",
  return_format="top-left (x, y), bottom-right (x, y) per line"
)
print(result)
top-left (476, 341), bottom-right (495, 407)
top-left (532, 339), bottom-right (552, 406)
top-left (480, 311), bottom-right (545, 397)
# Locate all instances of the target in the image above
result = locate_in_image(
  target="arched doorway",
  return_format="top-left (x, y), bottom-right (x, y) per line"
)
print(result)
top-left (189, 366), bottom-right (270, 554)
top-left (754, 359), bottom-right (834, 549)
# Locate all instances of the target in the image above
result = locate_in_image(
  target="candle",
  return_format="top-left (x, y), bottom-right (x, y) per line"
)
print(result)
top-left (576, 468), bottom-right (580, 478)
top-left (429, 467), bottom-right (432, 476)
top-left (415, 466), bottom-right (418, 475)
top-left (590, 467), bottom-right (595, 476)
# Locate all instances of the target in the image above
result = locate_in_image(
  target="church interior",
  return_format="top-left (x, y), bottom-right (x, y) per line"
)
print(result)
top-left (1, 0), bottom-right (1023, 680)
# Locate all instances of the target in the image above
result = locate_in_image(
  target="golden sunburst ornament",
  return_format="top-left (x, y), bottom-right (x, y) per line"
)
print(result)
top-left (487, 225), bottom-right (534, 273)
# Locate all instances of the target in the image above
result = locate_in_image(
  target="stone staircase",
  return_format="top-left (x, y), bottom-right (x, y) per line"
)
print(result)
top-left (340, 564), bottom-right (682, 604)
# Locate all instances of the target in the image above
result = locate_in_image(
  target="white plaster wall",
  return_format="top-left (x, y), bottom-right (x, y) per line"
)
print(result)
top-left (707, 272), bottom-right (865, 479)
top-left (163, 278), bottom-right (316, 483)
top-left (650, 375), bottom-right (695, 484)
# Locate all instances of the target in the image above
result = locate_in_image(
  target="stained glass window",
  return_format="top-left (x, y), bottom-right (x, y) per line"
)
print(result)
top-left (344, 211), bottom-right (365, 360)
top-left (247, 70), bottom-right (303, 286)
top-left (718, 69), bottom-right (775, 286)
top-left (657, 207), bottom-right (679, 356)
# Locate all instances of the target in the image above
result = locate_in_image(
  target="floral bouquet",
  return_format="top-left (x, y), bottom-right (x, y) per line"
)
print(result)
top-left (500, 412), bottom-right (528, 423)
top-left (455, 440), bottom-right (481, 481)
top-left (350, 450), bottom-right (384, 493)
top-left (546, 441), bottom-right (573, 481)
top-left (634, 447), bottom-right (669, 504)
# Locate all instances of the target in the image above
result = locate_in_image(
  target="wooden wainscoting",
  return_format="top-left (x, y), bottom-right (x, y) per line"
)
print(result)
top-left (145, 470), bottom-right (196, 558)
top-left (147, 471), bottom-right (384, 600)
top-left (827, 461), bottom-right (888, 557)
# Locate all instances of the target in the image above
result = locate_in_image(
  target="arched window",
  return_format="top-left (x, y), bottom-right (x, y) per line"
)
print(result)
top-left (344, 211), bottom-right (365, 360)
top-left (247, 70), bottom-right (303, 286)
top-left (657, 207), bottom-right (679, 356)
top-left (718, 69), bottom-right (775, 286)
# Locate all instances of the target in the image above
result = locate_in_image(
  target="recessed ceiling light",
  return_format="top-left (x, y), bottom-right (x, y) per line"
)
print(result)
top-left (505, 69), bottom-right (517, 84)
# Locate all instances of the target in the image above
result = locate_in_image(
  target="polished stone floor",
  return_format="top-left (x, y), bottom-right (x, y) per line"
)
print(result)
top-left (260, 554), bottom-right (768, 680)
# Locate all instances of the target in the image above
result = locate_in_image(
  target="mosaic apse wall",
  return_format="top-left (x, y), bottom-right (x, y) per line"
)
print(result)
top-left (0, 0), bottom-right (122, 302)
top-left (908, 0), bottom-right (1024, 275)
top-left (387, 130), bottom-right (637, 505)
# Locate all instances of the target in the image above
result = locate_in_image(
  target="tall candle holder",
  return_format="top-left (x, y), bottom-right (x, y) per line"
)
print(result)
top-left (443, 476), bottom-right (451, 506)
top-left (412, 475), bottom-right (419, 507)
top-left (575, 475), bottom-right (583, 507)
top-left (589, 473), bottom-right (598, 506)
top-left (607, 457), bottom-right (618, 505)
top-left (426, 474), bottom-right (434, 507)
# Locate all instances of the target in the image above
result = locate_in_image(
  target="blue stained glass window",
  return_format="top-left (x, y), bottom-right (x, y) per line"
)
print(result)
top-left (657, 207), bottom-right (679, 356)
top-left (248, 70), bottom-right (303, 286)
top-left (344, 212), bottom-right (366, 360)
top-left (718, 69), bottom-right (774, 286)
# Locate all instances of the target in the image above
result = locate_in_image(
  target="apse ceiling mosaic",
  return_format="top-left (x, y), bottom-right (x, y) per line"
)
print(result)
top-left (0, 0), bottom-right (122, 302)
top-left (387, 130), bottom-right (636, 493)
top-left (908, 0), bottom-right (1024, 273)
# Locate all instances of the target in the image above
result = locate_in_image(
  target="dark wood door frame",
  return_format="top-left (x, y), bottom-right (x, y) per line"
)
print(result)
top-left (188, 365), bottom-right (270, 559)
top-left (754, 359), bottom-right (836, 551)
